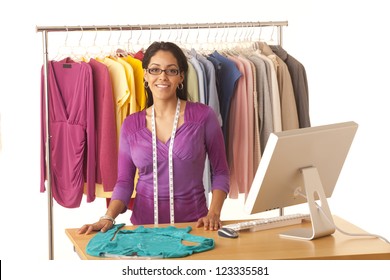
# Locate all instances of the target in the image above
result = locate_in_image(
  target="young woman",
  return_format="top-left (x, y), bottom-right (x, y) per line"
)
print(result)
top-left (78, 42), bottom-right (229, 234)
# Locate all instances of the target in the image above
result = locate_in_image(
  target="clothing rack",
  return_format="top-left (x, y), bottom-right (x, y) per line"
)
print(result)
top-left (36, 20), bottom-right (288, 260)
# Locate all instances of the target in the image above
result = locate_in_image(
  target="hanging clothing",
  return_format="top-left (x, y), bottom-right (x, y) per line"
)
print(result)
top-left (236, 55), bottom-right (255, 196)
top-left (188, 51), bottom-right (206, 104)
top-left (121, 55), bottom-right (147, 111)
top-left (189, 50), bottom-right (223, 203)
top-left (96, 57), bottom-right (130, 143)
top-left (248, 60), bottom-right (262, 169)
top-left (226, 55), bottom-right (250, 199)
top-left (253, 50), bottom-right (282, 133)
top-left (197, 53), bottom-right (222, 126)
top-left (247, 54), bottom-right (273, 154)
top-left (114, 57), bottom-right (137, 115)
top-left (40, 37), bottom-right (310, 207)
top-left (208, 51), bottom-right (242, 146)
top-left (86, 224), bottom-right (215, 258)
top-left (256, 42), bottom-right (299, 131)
top-left (40, 59), bottom-right (96, 208)
top-left (88, 59), bottom-right (118, 192)
top-left (110, 102), bottom-right (229, 225)
top-left (133, 49), bottom-right (144, 61)
top-left (186, 60), bottom-right (200, 102)
top-left (270, 45), bottom-right (311, 128)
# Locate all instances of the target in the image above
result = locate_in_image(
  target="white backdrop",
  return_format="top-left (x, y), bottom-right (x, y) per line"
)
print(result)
top-left (1, 0), bottom-right (389, 277)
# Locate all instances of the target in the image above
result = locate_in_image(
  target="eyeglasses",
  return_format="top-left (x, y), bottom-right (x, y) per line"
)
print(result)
top-left (146, 68), bottom-right (180, 76)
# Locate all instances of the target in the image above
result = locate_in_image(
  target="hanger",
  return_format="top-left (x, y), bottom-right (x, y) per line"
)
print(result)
top-left (105, 26), bottom-right (121, 59)
top-left (114, 27), bottom-right (128, 57)
top-left (266, 24), bottom-right (276, 45)
top-left (84, 26), bottom-right (102, 61)
top-left (212, 25), bottom-right (225, 54)
top-left (177, 26), bottom-right (190, 58)
top-left (67, 26), bottom-right (86, 62)
top-left (126, 26), bottom-right (135, 55)
top-left (97, 26), bottom-right (114, 59)
top-left (229, 25), bottom-right (244, 56)
top-left (173, 24), bottom-right (182, 47)
top-left (133, 25), bottom-right (144, 53)
top-left (208, 25), bottom-right (220, 54)
top-left (52, 26), bottom-right (72, 61)
top-left (157, 25), bottom-right (163, 43)
top-left (198, 25), bottom-right (212, 56)
top-left (240, 23), bottom-right (256, 55)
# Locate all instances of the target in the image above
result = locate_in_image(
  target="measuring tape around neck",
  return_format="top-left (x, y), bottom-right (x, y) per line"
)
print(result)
top-left (151, 98), bottom-right (181, 225)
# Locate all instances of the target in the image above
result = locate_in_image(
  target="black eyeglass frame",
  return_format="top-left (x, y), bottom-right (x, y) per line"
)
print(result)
top-left (146, 68), bottom-right (181, 76)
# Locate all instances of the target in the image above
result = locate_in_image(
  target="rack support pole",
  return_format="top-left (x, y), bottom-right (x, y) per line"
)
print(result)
top-left (42, 30), bottom-right (54, 260)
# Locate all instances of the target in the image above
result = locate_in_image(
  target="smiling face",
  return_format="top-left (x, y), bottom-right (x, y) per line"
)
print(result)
top-left (144, 50), bottom-right (185, 103)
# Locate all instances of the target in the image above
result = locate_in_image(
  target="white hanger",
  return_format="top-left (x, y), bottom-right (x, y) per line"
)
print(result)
top-left (85, 26), bottom-right (102, 61)
top-left (126, 26), bottom-right (135, 55)
top-left (52, 26), bottom-right (72, 61)
top-left (69, 26), bottom-right (86, 62)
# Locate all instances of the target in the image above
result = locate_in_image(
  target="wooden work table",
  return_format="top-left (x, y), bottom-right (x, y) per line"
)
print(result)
top-left (65, 216), bottom-right (390, 260)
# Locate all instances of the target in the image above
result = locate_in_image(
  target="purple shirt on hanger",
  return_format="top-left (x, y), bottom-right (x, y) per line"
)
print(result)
top-left (111, 102), bottom-right (230, 225)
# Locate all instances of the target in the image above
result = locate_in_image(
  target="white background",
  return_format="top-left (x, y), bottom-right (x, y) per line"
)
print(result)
top-left (1, 0), bottom-right (389, 278)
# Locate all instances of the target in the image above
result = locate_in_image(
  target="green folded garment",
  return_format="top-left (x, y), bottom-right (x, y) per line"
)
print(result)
top-left (86, 223), bottom-right (215, 258)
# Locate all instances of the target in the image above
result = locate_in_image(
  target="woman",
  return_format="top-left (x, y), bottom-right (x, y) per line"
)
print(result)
top-left (78, 41), bottom-right (229, 234)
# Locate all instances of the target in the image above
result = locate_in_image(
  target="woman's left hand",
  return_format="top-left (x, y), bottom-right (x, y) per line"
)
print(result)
top-left (196, 212), bottom-right (222, 231)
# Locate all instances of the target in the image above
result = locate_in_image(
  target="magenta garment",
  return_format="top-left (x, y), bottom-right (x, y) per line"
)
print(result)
top-left (40, 59), bottom-right (96, 208)
top-left (111, 102), bottom-right (230, 225)
top-left (88, 59), bottom-right (118, 191)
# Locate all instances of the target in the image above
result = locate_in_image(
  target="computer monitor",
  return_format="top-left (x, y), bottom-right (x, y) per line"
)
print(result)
top-left (244, 121), bottom-right (358, 240)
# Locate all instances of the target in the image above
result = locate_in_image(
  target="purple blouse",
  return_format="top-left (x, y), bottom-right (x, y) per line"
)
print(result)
top-left (111, 102), bottom-right (230, 225)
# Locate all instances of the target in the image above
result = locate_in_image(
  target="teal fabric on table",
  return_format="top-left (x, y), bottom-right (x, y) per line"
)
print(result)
top-left (86, 223), bottom-right (215, 258)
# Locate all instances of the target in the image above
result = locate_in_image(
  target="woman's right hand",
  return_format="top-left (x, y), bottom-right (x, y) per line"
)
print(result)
top-left (77, 219), bottom-right (114, 235)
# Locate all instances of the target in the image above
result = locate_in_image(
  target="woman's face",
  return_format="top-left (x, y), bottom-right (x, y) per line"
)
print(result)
top-left (144, 50), bottom-right (184, 102)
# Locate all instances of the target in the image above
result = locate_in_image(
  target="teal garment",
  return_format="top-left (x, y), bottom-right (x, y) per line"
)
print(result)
top-left (86, 224), bottom-right (215, 258)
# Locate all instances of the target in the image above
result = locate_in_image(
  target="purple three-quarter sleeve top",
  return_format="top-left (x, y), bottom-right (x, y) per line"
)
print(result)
top-left (111, 101), bottom-right (230, 225)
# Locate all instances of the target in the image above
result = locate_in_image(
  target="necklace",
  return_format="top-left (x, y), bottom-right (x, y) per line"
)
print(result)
top-left (151, 98), bottom-right (181, 225)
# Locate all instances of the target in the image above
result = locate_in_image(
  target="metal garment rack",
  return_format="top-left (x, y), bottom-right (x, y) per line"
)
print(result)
top-left (36, 20), bottom-right (288, 260)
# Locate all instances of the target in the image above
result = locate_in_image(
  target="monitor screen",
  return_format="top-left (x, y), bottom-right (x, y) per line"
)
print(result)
top-left (244, 121), bottom-right (358, 216)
